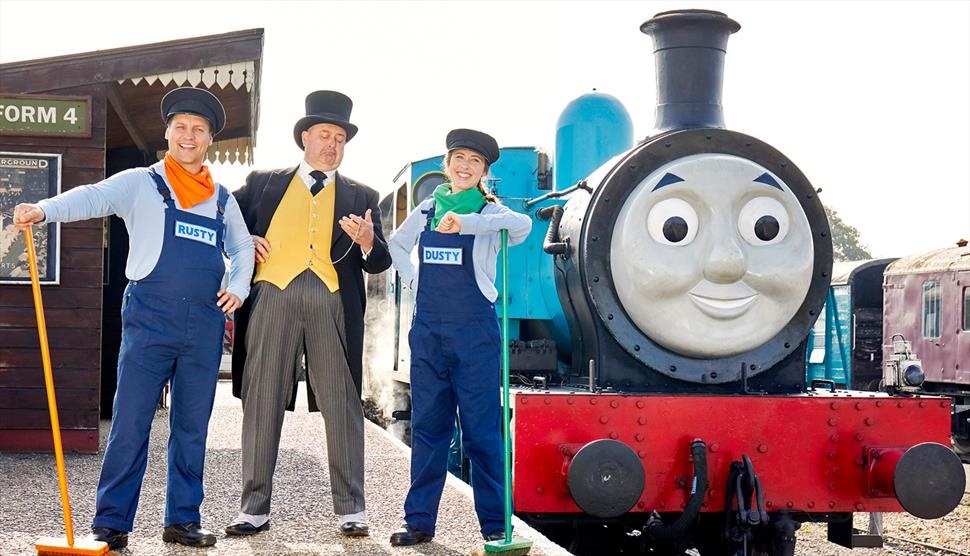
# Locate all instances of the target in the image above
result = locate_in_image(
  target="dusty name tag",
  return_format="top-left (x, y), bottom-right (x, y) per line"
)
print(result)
top-left (174, 221), bottom-right (217, 246)
top-left (422, 246), bottom-right (462, 265)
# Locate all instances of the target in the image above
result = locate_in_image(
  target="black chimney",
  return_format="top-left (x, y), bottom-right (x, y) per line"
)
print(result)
top-left (641, 9), bottom-right (740, 132)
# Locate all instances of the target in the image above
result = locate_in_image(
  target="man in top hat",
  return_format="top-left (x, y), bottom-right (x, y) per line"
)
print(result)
top-left (225, 90), bottom-right (391, 537)
top-left (14, 87), bottom-right (254, 549)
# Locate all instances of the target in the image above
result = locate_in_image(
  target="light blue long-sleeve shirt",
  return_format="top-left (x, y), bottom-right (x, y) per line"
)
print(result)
top-left (37, 160), bottom-right (254, 301)
top-left (389, 199), bottom-right (532, 302)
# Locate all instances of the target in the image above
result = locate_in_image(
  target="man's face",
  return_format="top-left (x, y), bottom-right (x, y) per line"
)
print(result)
top-left (165, 113), bottom-right (212, 170)
top-left (302, 123), bottom-right (346, 171)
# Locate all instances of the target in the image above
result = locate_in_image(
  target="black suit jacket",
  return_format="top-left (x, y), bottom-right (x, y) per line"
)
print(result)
top-left (231, 166), bottom-right (391, 411)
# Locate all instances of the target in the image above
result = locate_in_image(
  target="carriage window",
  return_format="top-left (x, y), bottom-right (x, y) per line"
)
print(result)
top-left (964, 287), bottom-right (969, 331)
top-left (921, 281), bottom-right (941, 338)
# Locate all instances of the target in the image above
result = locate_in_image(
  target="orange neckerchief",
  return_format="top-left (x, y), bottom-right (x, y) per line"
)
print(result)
top-left (164, 153), bottom-right (215, 209)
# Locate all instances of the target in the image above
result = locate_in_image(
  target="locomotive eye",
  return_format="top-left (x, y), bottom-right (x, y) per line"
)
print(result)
top-left (647, 198), bottom-right (698, 245)
top-left (663, 217), bottom-right (689, 242)
top-left (754, 215), bottom-right (780, 241)
top-left (738, 197), bottom-right (790, 245)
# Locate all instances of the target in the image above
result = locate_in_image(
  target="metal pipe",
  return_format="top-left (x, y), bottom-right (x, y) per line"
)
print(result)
top-left (647, 439), bottom-right (709, 540)
top-left (524, 179), bottom-right (590, 208)
top-left (537, 205), bottom-right (569, 256)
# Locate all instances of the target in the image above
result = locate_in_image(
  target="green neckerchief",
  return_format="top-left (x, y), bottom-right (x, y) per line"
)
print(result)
top-left (431, 183), bottom-right (486, 229)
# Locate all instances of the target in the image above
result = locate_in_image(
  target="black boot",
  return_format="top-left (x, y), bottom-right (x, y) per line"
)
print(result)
top-left (162, 522), bottom-right (217, 547)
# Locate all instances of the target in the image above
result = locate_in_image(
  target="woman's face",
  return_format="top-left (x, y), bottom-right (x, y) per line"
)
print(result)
top-left (447, 148), bottom-right (487, 192)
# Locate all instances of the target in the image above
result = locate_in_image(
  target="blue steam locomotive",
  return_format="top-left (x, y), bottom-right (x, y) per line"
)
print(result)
top-left (365, 9), bottom-right (964, 555)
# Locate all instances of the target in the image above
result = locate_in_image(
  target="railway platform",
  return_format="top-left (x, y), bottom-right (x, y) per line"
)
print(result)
top-left (0, 381), bottom-right (567, 555)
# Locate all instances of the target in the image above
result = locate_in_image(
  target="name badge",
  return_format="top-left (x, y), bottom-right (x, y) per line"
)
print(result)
top-left (423, 246), bottom-right (462, 265)
top-left (174, 220), bottom-right (217, 246)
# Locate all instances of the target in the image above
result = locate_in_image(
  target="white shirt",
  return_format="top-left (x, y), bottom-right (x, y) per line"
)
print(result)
top-left (297, 161), bottom-right (334, 191)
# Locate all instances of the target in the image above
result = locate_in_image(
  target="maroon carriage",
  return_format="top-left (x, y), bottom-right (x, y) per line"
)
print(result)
top-left (882, 243), bottom-right (970, 454)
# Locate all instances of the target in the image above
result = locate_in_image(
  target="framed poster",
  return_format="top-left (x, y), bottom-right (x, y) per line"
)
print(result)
top-left (0, 152), bottom-right (61, 284)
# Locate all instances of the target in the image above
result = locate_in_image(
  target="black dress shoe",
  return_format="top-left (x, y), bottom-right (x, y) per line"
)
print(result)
top-left (390, 523), bottom-right (432, 546)
top-left (225, 520), bottom-right (270, 536)
top-left (339, 521), bottom-right (370, 537)
top-left (162, 522), bottom-right (217, 547)
top-left (90, 527), bottom-right (128, 550)
top-left (484, 529), bottom-right (509, 541)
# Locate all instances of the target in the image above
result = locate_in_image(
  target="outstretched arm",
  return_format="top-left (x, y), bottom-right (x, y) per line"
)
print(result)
top-left (16, 168), bottom-right (144, 226)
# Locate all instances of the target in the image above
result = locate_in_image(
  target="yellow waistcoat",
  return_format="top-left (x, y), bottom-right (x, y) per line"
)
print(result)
top-left (253, 175), bottom-right (339, 292)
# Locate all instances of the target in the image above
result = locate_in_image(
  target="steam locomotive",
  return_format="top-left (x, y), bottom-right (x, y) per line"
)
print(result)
top-left (366, 9), bottom-right (965, 555)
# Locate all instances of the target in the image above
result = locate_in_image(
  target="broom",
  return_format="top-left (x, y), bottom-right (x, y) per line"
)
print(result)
top-left (23, 226), bottom-right (109, 556)
top-left (484, 229), bottom-right (532, 555)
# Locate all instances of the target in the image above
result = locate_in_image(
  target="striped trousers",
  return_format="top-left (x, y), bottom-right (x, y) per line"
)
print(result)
top-left (238, 270), bottom-right (365, 516)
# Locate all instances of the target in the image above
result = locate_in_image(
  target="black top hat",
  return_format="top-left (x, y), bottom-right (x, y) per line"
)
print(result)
top-left (161, 87), bottom-right (226, 135)
top-left (446, 128), bottom-right (500, 165)
top-left (293, 90), bottom-right (359, 149)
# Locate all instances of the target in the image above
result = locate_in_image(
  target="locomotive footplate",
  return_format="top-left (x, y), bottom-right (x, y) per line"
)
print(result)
top-left (512, 390), bottom-right (964, 520)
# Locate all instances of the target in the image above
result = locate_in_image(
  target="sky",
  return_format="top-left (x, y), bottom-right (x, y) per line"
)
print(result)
top-left (1, 0), bottom-right (968, 258)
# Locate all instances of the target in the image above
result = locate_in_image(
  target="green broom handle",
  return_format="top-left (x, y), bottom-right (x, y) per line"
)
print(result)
top-left (500, 228), bottom-right (513, 542)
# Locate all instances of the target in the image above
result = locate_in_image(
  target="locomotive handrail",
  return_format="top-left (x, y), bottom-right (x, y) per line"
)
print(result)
top-left (523, 179), bottom-right (590, 208)
top-left (537, 205), bottom-right (569, 256)
top-left (810, 379), bottom-right (837, 393)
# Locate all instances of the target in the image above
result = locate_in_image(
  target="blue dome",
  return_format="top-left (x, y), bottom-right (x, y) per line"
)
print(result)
top-left (555, 92), bottom-right (634, 190)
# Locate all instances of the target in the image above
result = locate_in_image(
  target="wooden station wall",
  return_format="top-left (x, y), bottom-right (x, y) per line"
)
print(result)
top-left (0, 89), bottom-right (106, 453)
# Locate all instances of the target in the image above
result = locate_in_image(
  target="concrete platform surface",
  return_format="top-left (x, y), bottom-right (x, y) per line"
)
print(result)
top-left (0, 382), bottom-right (568, 555)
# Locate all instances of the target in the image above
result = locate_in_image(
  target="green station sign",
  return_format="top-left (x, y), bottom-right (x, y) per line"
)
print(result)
top-left (0, 95), bottom-right (91, 137)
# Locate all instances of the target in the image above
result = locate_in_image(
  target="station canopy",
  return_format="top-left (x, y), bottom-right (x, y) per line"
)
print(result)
top-left (0, 29), bottom-right (263, 165)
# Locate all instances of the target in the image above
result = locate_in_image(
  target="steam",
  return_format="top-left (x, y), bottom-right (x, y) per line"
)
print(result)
top-left (361, 277), bottom-right (411, 443)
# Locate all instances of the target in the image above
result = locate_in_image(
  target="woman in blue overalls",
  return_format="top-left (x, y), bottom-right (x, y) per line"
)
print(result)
top-left (387, 129), bottom-right (532, 546)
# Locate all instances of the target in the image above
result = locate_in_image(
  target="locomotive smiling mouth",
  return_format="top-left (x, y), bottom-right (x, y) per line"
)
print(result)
top-left (688, 282), bottom-right (759, 319)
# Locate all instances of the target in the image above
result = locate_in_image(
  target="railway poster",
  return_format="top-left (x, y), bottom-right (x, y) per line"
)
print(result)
top-left (0, 152), bottom-right (60, 284)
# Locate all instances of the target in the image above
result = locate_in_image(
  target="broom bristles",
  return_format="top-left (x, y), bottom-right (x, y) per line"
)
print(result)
top-left (483, 535), bottom-right (533, 554)
top-left (36, 536), bottom-right (109, 555)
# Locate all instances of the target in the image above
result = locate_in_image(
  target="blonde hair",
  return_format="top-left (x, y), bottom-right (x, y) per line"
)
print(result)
top-left (443, 150), bottom-right (498, 203)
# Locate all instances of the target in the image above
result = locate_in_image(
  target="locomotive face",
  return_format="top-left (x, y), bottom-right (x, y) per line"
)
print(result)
top-left (610, 153), bottom-right (814, 358)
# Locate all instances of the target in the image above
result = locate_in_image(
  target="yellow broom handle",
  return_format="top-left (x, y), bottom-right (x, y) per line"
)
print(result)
top-left (25, 225), bottom-right (75, 546)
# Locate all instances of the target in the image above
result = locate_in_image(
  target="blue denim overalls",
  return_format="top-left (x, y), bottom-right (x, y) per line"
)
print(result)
top-left (93, 168), bottom-right (228, 531)
top-left (404, 202), bottom-right (504, 537)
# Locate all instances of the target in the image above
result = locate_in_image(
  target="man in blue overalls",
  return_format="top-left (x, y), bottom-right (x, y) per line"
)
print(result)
top-left (14, 87), bottom-right (254, 550)
top-left (387, 129), bottom-right (532, 545)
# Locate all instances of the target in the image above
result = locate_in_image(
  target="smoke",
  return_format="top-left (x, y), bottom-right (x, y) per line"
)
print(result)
top-left (361, 277), bottom-right (411, 442)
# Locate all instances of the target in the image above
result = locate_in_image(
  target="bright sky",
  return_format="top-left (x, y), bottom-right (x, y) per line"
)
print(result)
top-left (1, 0), bottom-right (967, 258)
